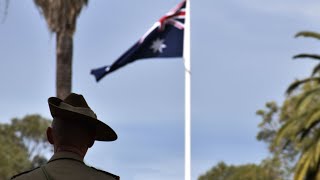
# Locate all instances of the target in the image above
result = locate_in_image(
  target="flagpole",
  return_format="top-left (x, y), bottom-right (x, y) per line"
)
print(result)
top-left (183, 0), bottom-right (191, 180)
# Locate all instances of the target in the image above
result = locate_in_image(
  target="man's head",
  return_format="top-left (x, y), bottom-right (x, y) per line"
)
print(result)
top-left (47, 93), bottom-right (117, 156)
top-left (47, 117), bottom-right (96, 155)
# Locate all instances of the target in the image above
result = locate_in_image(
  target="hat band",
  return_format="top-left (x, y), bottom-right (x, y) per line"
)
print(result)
top-left (59, 102), bottom-right (97, 118)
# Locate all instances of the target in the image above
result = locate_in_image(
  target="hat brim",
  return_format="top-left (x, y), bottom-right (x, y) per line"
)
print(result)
top-left (48, 97), bottom-right (117, 141)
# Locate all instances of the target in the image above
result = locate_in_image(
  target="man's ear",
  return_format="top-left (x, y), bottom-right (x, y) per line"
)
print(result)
top-left (47, 127), bottom-right (54, 145)
top-left (88, 131), bottom-right (96, 148)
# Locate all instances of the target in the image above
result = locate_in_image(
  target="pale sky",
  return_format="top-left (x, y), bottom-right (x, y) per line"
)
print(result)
top-left (1, 0), bottom-right (320, 180)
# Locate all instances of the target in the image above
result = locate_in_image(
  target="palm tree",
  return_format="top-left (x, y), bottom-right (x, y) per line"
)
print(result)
top-left (274, 31), bottom-right (320, 180)
top-left (33, 0), bottom-right (88, 99)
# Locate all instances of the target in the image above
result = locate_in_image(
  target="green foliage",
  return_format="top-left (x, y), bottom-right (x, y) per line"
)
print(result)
top-left (0, 114), bottom-right (51, 179)
top-left (276, 82), bottom-right (320, 180)
top-left (257, 31), bottom-right (320, 180)
top-left (257, 101), bottom-right (299, 178)
top-left (0, 124), bottom-right (30, 179)
top-left (279, 32), bottom-right (320, 180)
top-left (198, 159), bottom-right (284, 180)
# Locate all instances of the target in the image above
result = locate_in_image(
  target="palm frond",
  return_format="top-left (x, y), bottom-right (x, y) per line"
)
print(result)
top-left (298, 112), bottom-right (320, 141)
top-left (305, 109), bottom-right (320, 129)
top-left (286, 78), bottom-right (320, 95)
top-left (293, 54), bottom-right (320, 61)
top-left (274, 116), bottom-right (298, 147)
top-left (295, 31), bottom-right (320, 40)
top-left (295, 88), bottom-right (320, 112)
top-left (294, 148), bottom-right (312, 180)
top-left (33, 0), bottom-right (88, 34)
top-left (294, 138), bottom-right (320, 180)
top-left (312, 63), bottom-right (320, 76)
top-left (274, 105), bottom-right (320, 150)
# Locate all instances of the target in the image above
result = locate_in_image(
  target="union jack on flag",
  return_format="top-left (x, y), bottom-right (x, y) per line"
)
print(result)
top-left (91, 0), bottom-right (186, 82)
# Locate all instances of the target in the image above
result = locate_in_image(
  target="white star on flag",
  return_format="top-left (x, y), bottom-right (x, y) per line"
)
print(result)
top-left (150, 38), bottom-right (167, 53)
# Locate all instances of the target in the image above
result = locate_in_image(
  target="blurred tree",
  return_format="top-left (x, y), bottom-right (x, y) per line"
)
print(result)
top-left (200, 31), bottom-right (320, 180)
top-left (257, 31), bottom-right (320, 180)
top-left (0, 115), bottom-right (51, 179)
top-left (257, 100), bottom-right (299, 178)
top-left (198, 159), bottom-right (284, 180)
top-left (1, 0), bottom-right (88, 98)
top-left (33, 0), bottom-right (88, 99)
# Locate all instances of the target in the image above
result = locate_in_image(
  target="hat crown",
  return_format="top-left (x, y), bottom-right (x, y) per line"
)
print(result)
top-left (63, 93), bottom-right (90, 109)
top-left (48, 93), bottom-right (118, 141)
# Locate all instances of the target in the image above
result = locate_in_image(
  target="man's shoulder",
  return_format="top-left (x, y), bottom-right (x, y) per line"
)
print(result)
top-left (11, 164), bottom-right (120, 180)
top-left (90, 167), bottom-right (120, 180)
top-left (10, 167), bottom-right (42, 180)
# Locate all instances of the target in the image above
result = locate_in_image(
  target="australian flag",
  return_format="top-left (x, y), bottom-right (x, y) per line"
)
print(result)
top-left (91, 0), bottom-right (186, 82)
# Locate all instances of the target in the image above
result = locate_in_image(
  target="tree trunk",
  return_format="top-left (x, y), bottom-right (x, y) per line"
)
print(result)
top-left (56, 32), bottom-right (73, 99)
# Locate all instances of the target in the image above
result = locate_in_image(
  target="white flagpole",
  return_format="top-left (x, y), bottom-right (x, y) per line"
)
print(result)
top-left (183, 0), bottom-right (191, 180)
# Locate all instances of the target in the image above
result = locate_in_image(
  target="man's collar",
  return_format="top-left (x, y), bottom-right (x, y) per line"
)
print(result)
top-left (48, 151), bottom-right (84, 164)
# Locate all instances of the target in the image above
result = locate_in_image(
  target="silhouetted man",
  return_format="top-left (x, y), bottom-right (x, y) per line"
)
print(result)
top-left (11, 93), bottom-right (119, 180)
